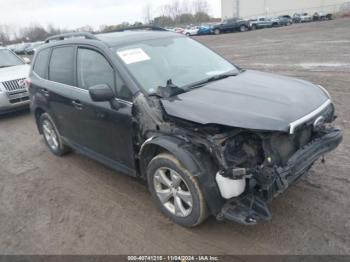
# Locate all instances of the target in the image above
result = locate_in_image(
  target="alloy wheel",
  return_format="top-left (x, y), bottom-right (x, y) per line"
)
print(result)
top-left (42, 119), bottom-right (59, 151)
top-left (153, 167), bottom-right (193, 217)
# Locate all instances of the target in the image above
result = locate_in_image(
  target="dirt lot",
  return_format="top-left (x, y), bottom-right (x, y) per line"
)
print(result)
top-left (1, 18), bottom-right (349, 255)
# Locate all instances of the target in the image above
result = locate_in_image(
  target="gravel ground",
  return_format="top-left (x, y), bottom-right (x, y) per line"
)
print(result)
top-left (0, 18), bottom-right (349, 255)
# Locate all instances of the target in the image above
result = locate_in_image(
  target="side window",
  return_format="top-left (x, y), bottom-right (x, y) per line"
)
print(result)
top-left (77, 48), bottom-right (114, 90)
top-left (33, 48), bottom-right (51, 79)
top-left (49, 46), bottom-right (75, 86)
top-left (116, 72), bottom-right (133, 102)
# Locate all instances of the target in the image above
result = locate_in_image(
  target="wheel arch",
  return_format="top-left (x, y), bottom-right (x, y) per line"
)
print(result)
top-left (34, 107), bottom-right (47, 134)
top-left (139, 135), bottom-right (223, 215)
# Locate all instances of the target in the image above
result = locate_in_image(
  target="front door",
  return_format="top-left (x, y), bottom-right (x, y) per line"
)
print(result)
top-left (71, 47), bottom-right (135, 172)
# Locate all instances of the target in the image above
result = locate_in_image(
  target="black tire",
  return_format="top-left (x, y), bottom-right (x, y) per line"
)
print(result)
top-left (214, 28), bottom-right (220, 35)
top-left (239, 25), bottom-right (247, 32)
top-left (251, 24), bottom-right (257, 30)
top-left (147, 153), bottom-right (208, 227)
top-left (39, 113), bottom-right (70, 156)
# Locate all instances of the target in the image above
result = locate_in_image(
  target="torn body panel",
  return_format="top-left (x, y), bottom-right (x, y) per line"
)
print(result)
top-left (132, 92), bottom-right (342, 225)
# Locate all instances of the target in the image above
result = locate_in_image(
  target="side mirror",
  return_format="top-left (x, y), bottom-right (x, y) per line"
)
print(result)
top-left (23, 57), bottom-right (31, 64)
top-left (89, 84), bottom-right (115, 102)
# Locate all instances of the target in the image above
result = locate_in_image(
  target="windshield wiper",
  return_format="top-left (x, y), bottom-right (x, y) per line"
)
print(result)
top-left (150, 79), bottom-right (186, 98)
top-left (0, 65), bottom-right (14, 68)
top-left (186, 72), bottom-right (239, 90)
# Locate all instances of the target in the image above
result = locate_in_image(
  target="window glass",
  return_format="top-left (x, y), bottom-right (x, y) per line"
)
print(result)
top-left (33, 48), bottom-right (51, 79)
top-left (116, 73), bottom-right (132, 101)
top-left (77, 48), bottom-right (114, 90)
top-left (0, 49), bottom-right (24, 67)
top-left (49, 46), bottom-right (75, 86)
top-left (115, 36), bottom-right (238, 95)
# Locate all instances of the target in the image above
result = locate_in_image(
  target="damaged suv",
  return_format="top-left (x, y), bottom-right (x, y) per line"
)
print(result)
top-left (28, 29), bottom-right (342, 227)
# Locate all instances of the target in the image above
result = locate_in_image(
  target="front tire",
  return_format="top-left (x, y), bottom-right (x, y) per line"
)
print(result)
top-left (39, 113), bottom-right (70, 156)
top-left (147, 153), bottom-right (208, 227)
top-left (214, 29), bottom-right (220, 35)
top-left (239, 25), bottom-right (248, 32)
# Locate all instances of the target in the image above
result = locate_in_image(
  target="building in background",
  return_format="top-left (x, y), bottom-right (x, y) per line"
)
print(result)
top-left (221, 0), bottom-right (349, 19)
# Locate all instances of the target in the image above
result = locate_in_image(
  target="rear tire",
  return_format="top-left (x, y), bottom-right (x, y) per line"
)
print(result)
top-left (39, 113), bottom-right (70, 156)
top-left (147, 153), bottom-right (208, 227)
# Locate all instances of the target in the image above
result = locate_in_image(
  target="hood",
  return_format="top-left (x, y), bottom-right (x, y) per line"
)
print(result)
top-left (161, 70), bottom-right (329, 132)
top-left (0, 64), bottom-right (30, 83)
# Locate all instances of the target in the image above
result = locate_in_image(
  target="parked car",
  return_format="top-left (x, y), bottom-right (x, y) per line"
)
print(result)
top-left (300, 13), bottom-right (313, 22)
top-left (24, 41), bottom-right (44, 55)
top-left (292, 13), bottom-right (302, 23)
top-left (276, 15), bottom-right (293, 26)
top-left (0, 48), bottom-right (30, 114)
top-left (174, 27), bottom-right (185, 34)
top-left (313, 12), bottom-right (333, 21)
top-left (197, 25), bottom-right (213, 35)
top-left (212, 18), bottom-right (250, 34)
top-left (183, 27), bottom-right (199, 36)
top-left (249, 17), bottom-right (279, 30)
top-left (29, 31), bottom-right (342, 227)
top-left (14, 43), bottom-right (32, 55)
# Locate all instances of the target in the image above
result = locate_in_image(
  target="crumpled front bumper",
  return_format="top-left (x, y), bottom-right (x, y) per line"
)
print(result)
top-left (218, 128), bottom-right (343, 225)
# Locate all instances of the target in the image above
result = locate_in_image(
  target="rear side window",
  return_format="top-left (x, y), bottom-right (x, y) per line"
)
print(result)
top-left (33, 48), bottom-right (51, 79)
top-left (77, 48), bottom-right (114, 90)
top-left (49, 46), bottom-right (75, 86)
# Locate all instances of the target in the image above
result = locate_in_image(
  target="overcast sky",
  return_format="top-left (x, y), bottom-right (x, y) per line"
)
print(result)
top-left (0, 0), bottom-right (221, 30)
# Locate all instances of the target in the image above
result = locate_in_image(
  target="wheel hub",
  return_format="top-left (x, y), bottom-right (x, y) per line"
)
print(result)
top-left (153, 167), bottom-right (193, 217)
top-left (42, 120), bottom-right (59, 151)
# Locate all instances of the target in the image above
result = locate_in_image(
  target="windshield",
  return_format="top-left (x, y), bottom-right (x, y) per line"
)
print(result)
top-left (0, 49), bottom-right (24, 68)
top-left (114, 36), bottom-right (238, 94)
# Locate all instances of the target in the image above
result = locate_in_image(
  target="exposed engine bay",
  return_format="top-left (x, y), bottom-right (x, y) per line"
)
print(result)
top-left (133, 93), bottom-right (342, 225)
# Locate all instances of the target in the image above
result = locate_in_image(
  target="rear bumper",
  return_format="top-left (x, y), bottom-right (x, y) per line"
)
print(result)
top-left (218, 128), bottom-right (343, 225)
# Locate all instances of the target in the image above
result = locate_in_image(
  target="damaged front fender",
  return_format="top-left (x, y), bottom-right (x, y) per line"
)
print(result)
top-left (139, 135), bottom-right (224, 215)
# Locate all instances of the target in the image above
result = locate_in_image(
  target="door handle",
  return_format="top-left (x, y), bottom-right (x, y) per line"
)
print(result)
top-left (41, 88), bottom-right (49, 97)
top-left (72, 100), bottom-right (83, 110)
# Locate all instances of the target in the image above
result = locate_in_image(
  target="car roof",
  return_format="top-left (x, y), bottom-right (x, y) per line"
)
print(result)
top-left (96, 30), bottom-right (182, 47)
top-left (43, 30), bottom-right (183, 49)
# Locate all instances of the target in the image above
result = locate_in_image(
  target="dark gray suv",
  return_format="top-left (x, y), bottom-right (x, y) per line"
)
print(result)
top-left (28, 29), bottom-right (342, 227)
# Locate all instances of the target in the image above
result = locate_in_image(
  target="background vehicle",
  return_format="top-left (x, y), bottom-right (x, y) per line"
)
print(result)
top-left (14, 43), bottom-right (32, 55)
top-left (249, 17), bottom-right (279, 30)
top-left (313, 12), bottom-right (333, 21)
top-left (276, 15), bottom-right (293, 26)
top-left (292, 13), bottom-right (302, 23)
top-left (24, 41), bottom-right (44, 55)
top-left (0, 48), bottom-right (30, 114)
top-left (29, 31), bottom-right (341, 227)
top-left (174, 27), bottom-right (185, 34)
top-left (212, 18), bottom-right (249, 34)
top-left (197, 25), bottom-right (213, 35)
top-left (300, 13), bottom-right (313, 22)
top-left (183, 27), bottom-right (199, 36)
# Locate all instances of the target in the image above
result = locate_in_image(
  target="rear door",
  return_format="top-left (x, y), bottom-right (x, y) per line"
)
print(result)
top-left (46, 45), bottom-right (80, 141)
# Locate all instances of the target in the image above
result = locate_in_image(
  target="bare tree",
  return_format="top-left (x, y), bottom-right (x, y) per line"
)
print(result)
top-left (181, 0), bottom-right (192, 14)
top-left (0, 24), bottom-right (12, 45)
top-left (192, 0), bottom-right (210, 14)
top-left (143, 3), bottom-right (153, 24)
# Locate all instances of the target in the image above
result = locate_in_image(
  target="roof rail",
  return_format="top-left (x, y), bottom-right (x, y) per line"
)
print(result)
top-left (113, 25), bottom-right (167, 32)
top-left (44, 32), bottom-right (99, 43)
